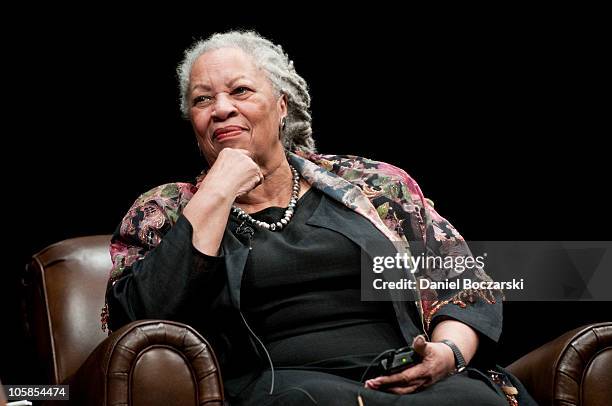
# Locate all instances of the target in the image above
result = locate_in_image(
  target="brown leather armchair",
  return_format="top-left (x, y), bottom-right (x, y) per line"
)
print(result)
top-left (24, 236), bottom-right (611, 405)
top-left (24, 236), bottom-right (224, 406)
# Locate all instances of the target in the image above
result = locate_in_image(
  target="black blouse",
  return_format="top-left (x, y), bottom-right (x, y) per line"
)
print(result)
top-left (236, 188), bottom-right (407, 378)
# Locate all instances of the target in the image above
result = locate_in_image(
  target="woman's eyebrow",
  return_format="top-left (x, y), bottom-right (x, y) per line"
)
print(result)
top-left (191, 83), bottom-right (211, 92)
top-left (228, 75), bottom-right (250, 86)
top-left (191, 76), bottom-right (250, 93)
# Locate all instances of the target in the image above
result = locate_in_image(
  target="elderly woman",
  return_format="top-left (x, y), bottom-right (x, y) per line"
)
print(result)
top-left (103, 31), bottom-right (536, 405)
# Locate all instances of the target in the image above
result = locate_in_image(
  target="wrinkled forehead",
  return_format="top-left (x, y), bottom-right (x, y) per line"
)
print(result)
top-left (189, 47), bottom-right (269, 91)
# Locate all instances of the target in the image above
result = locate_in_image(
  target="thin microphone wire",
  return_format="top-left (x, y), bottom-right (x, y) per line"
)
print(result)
top-left (359, 349), bottom-right (397, 384)
top-left (240, 311), bottom-right (276, 395)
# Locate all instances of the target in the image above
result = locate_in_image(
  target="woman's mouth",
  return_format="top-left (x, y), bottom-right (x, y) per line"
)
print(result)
top-left (213, 126), bottom-right (246, 141)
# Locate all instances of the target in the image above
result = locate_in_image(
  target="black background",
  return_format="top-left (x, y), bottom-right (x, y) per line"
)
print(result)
top-left (2, 9), bottom-right (609, 384)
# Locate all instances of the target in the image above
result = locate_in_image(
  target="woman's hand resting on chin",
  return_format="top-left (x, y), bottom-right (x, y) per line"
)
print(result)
top-left (202, 148), bottom-right (264, 199)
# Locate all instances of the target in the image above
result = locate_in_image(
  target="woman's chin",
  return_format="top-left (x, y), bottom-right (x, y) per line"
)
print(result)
top-left (214, 135), bottom-right (251, 150)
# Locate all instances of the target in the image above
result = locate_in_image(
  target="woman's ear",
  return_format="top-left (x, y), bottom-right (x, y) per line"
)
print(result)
top-left (278, 93), bottom-right (288, 118)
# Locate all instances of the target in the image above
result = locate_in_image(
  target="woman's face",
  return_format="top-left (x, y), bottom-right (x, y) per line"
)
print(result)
top-left (189, 47), bottom-right (287, 167)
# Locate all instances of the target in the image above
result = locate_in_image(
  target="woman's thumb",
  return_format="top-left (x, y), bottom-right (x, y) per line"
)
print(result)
top-left (412, 334), bottom-right (428, 355)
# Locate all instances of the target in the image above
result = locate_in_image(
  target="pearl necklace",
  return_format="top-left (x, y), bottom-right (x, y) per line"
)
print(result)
top-left (231, 165), bottom-right (300, 231)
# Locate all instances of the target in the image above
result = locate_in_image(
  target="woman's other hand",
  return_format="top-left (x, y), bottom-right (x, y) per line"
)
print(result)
top-left (364, 335), bottom-right (456, 394)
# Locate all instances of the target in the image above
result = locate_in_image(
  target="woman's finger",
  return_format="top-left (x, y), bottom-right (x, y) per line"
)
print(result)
top-left (368, 366), bottom-right (426, 390)
top-left (385, 379), bottom-right (427, 395)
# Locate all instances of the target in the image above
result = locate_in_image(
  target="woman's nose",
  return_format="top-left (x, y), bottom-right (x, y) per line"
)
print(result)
top-left (211, 93), bottom-right (238, 121)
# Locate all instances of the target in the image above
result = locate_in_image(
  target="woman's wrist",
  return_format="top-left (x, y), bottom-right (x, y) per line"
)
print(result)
top-left (198, 177), bottom-right (240, 203)
top-left (430, 319), bottom-right (479, 366)
top-left (438, 339), bottom-right (467, 372)
top-left (432, 341), bottom-right (457, 373)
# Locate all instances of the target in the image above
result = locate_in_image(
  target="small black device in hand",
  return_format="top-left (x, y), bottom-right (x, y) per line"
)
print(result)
top-left (378, 346), bottom-right (421, 375)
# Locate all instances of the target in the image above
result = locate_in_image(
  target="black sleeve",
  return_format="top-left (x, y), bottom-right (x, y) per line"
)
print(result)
top-left (106, 215), bottom-right (226, 331)
top-left (428, 292), bottom-right (503, 366)
top-left (429, 294), bottom-right (503, 344)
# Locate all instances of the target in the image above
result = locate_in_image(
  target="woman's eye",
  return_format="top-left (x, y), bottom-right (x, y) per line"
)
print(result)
top-left (193, 95), bottom-right (213, 106)
top-left (232, 86), bottom-right (250, 95)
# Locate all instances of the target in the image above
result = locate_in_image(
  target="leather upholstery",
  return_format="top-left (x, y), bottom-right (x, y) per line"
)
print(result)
top-left (26, 236), bottom-right (223, 405)
top-left (507, 322), bottom-right (612, 406)
top-left (66, 320), bottom-right (224, 406)
top-left (26, 236), bottom-right (111, 384)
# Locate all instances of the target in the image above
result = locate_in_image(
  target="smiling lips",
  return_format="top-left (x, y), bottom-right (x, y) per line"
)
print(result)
top-left (213, 125), bottom-right (246, 141)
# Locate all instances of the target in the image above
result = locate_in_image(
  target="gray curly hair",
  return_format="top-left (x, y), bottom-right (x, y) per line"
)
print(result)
top-left (177, 30), bottom-right (315, 153)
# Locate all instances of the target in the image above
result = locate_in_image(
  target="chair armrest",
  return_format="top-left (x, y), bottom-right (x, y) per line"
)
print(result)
top-left (506, 322), bottom-right (612, 406)
top-left (56, 320), bottom-right (224, 406)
